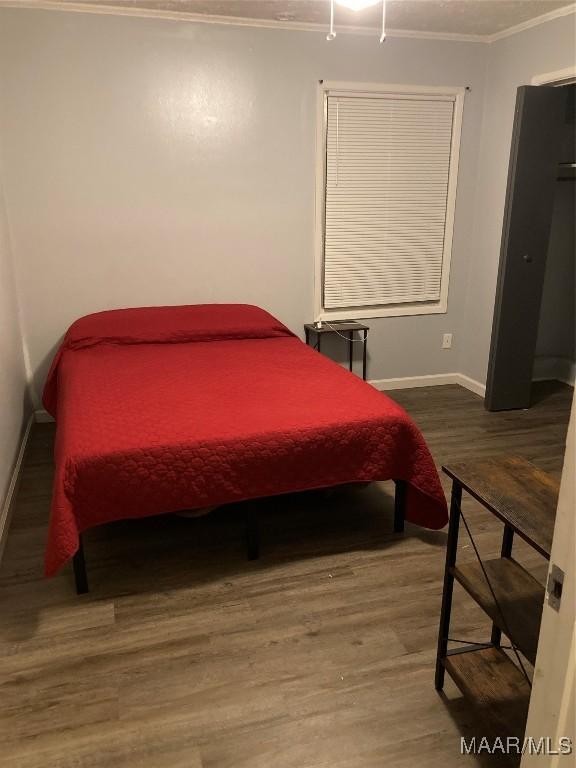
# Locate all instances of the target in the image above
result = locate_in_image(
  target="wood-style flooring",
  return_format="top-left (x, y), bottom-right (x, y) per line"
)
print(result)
top-left (0, 382), bottom-right (572, 768)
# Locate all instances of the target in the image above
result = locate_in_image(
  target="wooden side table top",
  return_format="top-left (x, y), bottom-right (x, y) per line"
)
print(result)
top-left (442, 456), bottom-right (559, 559)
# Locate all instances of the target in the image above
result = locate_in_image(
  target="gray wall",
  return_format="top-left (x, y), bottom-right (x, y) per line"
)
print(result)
top-left (460, 14), bottom-right (576, 386)
top-left (0, 8), bottom-right (486, 405)
top-left (0, 165), bottom-right (28, 507)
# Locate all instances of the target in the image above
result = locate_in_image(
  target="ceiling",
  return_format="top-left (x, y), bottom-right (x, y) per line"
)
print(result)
top-left (18, 0), bottom-right (576, 37)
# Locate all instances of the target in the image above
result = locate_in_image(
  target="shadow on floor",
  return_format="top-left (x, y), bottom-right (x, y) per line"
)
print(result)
top-left (530, 379), bottom-right (573, 407)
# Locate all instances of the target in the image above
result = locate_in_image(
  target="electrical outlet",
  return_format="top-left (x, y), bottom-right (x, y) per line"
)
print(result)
top-left (442, 333), bottom-right (453, 349)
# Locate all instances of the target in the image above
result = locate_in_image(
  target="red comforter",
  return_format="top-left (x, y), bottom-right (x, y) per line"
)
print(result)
top-left (43, 304), bottom-right (447, 576)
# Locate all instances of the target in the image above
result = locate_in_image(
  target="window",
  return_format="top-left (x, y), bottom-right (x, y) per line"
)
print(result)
top-left (315, 83), bottom-right (465, 320)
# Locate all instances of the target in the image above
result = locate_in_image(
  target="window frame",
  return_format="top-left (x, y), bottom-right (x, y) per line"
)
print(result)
top-left (314, 81), bottom-right (466, 321)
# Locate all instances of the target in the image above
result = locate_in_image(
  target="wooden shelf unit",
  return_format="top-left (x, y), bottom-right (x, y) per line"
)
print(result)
top-left (435, 456), bottom-right (558, 739)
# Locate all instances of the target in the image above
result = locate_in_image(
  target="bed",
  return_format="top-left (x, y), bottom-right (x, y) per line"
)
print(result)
top-left (43, 304), bottom-right (448, 591)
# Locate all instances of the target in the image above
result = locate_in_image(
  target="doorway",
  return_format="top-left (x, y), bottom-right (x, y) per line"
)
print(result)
top-left (485, 82), bottom-right (576, 411)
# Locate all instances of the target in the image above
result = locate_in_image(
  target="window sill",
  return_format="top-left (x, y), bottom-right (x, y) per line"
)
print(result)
top-left (318, 300), bottom-right (448, 321)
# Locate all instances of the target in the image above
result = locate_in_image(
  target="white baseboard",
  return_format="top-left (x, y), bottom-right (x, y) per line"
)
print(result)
top-left (454, 373), bottom-right (487, 398)
top-left (370, 373), bottom-right (457, 390)
top-left (35, 409), bottom-right (54, 423)
top-left (370, 372), bottom-right (486, 398)
top-left (0, 413), bottom-right (34, 563)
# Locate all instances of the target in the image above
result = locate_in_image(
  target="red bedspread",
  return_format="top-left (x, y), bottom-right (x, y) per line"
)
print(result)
top-left (43, 304), bottom-right (447, 576)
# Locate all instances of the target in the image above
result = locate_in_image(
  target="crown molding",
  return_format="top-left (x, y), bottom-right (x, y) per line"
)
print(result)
top-left (485, 2), bottom-right (576, 43)
top-left (387, 26), bottom-right (484, 43)
top-left (0, 0), bottom-right (574, 46)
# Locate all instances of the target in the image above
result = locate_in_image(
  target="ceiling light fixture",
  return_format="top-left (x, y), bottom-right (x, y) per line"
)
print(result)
top-left (327, 0), bottom-right (387, 43)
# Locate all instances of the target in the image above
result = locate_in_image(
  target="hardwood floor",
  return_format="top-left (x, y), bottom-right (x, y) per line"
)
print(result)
top-left (0, 382), bottom-right (572, 768)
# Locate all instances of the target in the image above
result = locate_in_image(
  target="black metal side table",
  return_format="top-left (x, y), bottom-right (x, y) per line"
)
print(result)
top-left (304, 321), bottom-right (369, 381)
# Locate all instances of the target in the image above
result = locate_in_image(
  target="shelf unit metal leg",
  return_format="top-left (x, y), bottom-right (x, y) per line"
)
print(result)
top-left (490, 524), bottom-right (515, 647)
top-left (435, 480), bottom-right (462, 690)
top-left (73, 537), bottom-right (89, 595)
top-left (362, 330), bottom-right (367, 380)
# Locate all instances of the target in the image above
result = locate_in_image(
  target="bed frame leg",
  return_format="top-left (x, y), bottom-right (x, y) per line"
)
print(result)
top-left (245, 508), bottom-right (260, 560)
top-left (73, 537), bottom-right (89, 595)
top-left (394, 480), bottom-right (406, 534)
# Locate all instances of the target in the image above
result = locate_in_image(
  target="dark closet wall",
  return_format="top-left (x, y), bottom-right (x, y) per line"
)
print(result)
top-left (534, 87), bottom-right (576, 386)
top-left (534, 182), bottom-right (575, 382)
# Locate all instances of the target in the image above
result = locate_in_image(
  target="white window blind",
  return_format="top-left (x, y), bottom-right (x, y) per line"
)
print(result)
top-left (323, 91), bottom-right (457, 311)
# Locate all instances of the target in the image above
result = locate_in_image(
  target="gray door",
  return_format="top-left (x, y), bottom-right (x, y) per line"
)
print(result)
top-left (485, 85), bottom-right (566, 411)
